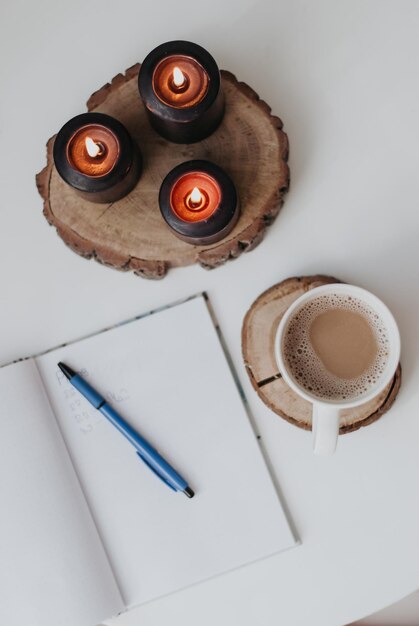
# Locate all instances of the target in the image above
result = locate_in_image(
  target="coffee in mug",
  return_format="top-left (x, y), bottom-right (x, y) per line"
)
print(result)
top-left (275, 284), bottom-right (400, 455)
top-left (282, 293), bottom-right (390, 401)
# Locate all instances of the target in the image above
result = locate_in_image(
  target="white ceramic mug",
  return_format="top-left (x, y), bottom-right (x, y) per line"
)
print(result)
top-left (274, 284), bottom-right (400, 455)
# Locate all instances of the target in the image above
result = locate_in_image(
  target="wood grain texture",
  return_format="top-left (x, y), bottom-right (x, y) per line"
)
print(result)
top-left (242, 276), bottom-right (402, 433)
top-left (36, 65), bottom-right (289, 279)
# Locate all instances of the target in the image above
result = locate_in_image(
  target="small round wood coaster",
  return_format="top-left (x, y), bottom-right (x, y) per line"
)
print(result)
top-left (242, 275), bottom-right (402, 434)
top-left (36, 65), bottom-right (289, 279)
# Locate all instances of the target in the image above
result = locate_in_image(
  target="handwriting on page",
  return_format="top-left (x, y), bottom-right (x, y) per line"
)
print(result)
top-left (55, 368), bottom-right (130, 435)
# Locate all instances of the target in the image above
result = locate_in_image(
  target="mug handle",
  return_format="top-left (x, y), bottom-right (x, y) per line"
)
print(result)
top-left (312, 404), bottom-right (340, 455)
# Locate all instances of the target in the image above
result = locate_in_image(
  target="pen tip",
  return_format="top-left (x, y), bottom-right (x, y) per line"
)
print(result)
top-left (183, 487), bottom-right (195, 498)
top-left (57, 362), bottom-right (76, 380)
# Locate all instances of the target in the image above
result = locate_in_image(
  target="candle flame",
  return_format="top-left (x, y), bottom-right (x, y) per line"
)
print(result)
top-left (173, 66), bottom-right (186, 88)
top-left (85, 136), bottom-right (101, 158)
top-left (190, 187), bottom-right (202, 204)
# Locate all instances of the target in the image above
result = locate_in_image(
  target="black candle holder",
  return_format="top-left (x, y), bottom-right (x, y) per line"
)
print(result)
top-left (53, 112), bottom-right (142, 204)
top-left (159, 160), bottom-right (240, 245)
top-left (138, 41), bottom-right (225, 144)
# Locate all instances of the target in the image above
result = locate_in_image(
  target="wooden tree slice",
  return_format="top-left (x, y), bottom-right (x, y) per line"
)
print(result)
top-left (242, 276), bottom-right (402, 434)
top-left (36, 65), bottom-right (289, 279)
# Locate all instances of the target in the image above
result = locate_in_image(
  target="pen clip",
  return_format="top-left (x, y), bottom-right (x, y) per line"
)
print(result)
top-left (136, 451), bottom-right (177, 491)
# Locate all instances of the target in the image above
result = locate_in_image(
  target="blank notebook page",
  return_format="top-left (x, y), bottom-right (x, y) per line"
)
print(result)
top-left (37, 296), bottom-right (296, 607)
top-left (0, 360), bottom-right (124, 626)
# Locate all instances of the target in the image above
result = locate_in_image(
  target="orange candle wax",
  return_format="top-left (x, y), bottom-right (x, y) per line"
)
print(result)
top-left (152, 55), bottom-right (209, 109)
top-left (170, 172), bottom-right (221, 222)
top-left (66, 124), bottom-right (120, 177)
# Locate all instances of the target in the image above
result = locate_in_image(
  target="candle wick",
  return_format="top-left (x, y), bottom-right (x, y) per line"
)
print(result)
top-left (95, 142), bottom-right (105, 157)
top-left (169, 68), bottom-right (190, 94)
top-left (85, 137), bottom-right (105, 158)
top-left (186, 187), bottom-right (207, 211)
top-left (173, 66), bottom-right (186, 88)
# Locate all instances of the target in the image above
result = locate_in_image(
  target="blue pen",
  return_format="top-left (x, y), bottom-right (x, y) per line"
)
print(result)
top-left (57, 362), bottom-right (194, 498)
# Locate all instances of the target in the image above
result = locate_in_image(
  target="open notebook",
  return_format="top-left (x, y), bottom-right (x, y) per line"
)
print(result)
top-left (0, 295), bottom-right (296, 626)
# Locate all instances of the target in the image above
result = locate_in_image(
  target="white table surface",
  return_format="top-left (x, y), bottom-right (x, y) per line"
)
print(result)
top-left (1, 1), bottom-right (419, 625)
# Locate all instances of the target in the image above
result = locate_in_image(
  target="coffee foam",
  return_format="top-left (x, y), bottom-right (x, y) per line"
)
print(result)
top-left (283, 293), bottom-right (390, 401)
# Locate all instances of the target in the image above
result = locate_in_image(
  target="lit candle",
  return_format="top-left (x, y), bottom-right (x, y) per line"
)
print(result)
top-left (159, 160), bottom-right (239, 245)
top-left (138, 41), bottom-right (225, 143)
top-left (53, 113), bottom-right (142, 203)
